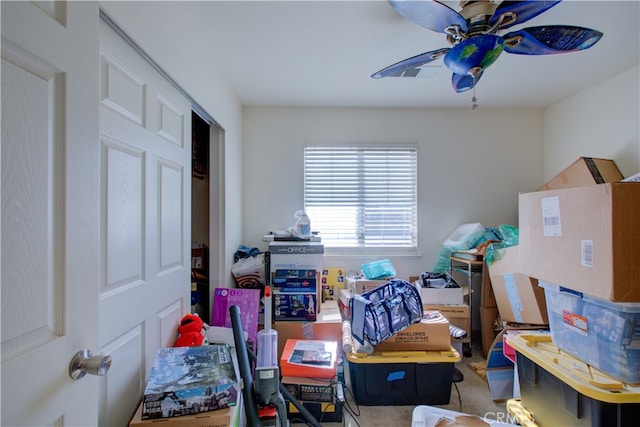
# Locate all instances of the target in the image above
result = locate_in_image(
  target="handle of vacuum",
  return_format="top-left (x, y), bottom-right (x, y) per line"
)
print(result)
top-left (230, 304), bottom-right (261, 427)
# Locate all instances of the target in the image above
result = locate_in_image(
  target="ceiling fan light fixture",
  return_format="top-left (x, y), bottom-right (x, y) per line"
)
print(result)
top-left (443, 35), bottom-right (504, 75)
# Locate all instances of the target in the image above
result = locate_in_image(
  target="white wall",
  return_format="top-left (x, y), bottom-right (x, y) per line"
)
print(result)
top-left (242, 107), bottom-right (544, 278)
top-left (544, 66), bottom-right (640, 180)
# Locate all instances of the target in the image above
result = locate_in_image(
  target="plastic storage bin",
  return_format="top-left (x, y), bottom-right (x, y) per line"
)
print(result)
top-left (507, 333), bottom-right (640, 427)
top-left (345, 348), bottom-right (460, 405)
top-left (540, 281), bottom-right (640, 384)
top-left (360, 259), bottom-right (396, 280)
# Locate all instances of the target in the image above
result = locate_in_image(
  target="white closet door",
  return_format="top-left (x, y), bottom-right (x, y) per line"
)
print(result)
top-left (1, 2), bottom-right (101, 425)
top-left (96, 17), bottom-right (192, 427)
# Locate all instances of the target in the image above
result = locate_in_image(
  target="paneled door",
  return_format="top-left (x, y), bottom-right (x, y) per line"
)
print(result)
top-left (2, 3), bottom-right (192, 425)
top-left (2, 2), bottom-right (101, 425)
top-left (96, 16), bottom-right (192, 427)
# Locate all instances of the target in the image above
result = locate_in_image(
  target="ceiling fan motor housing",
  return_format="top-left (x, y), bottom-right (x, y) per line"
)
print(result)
top-left (443, 34), bottom-right (504, 76)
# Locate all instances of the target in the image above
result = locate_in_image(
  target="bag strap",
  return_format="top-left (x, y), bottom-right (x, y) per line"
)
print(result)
top-left (349, 294), bottom-right (368, 345)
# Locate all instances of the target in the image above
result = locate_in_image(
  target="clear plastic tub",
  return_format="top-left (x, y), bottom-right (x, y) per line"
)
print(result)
top-left (540, 281), bottom-right (640, 384)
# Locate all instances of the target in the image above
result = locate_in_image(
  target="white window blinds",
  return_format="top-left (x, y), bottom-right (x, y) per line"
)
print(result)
top-left (304, 146), bottom-right (418, 249)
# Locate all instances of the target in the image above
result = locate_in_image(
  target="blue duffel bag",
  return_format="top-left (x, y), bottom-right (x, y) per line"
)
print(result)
top-left (349, 279), bottom-right (423, 346)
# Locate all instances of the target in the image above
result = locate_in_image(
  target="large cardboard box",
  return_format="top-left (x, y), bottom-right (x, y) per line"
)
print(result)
top-left (481, 264), bottom-right (497, 308)
top-left (519, 182), bottom-right (640, 302)
top-left (373, 311), bottom-right (451, 351)
top-left (538, 157), bottom-right (623, 191)
top-left (487, 246), bottom-right (548, 325)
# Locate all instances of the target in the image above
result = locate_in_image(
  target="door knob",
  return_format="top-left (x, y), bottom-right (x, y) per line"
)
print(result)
top-left (68, 349), bottom-right (112, 380)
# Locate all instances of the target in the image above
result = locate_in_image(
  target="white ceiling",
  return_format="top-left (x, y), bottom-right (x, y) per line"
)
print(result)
top-left (125, 0), bottom-right (640, 109)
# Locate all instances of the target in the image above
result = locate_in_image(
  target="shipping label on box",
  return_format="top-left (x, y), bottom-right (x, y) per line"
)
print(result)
top-left (373, 311), bottom-right (451, 351)
top-left (519, 182), bottom-right (640, 302)
top-left (274, 291), bottom-right (317, 321)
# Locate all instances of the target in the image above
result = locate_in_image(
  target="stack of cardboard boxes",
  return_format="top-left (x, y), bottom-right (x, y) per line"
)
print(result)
top-left (506, 157), bottom-right (640, 425)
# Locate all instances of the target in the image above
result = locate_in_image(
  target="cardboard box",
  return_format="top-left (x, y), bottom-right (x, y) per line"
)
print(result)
top-left (373, 311), bottom-right (451, 351)
top-left (347, 277), bottom-right (387, 294)
top-left (413, 280), bottom-right (465, 305)
top-left (423, 304), bottom-right (471, 345)
top-left (481, 263), bottom-right (497, 308)
top-left (538, 157), bottom-right (623, 191)
top-left (487, 246), bottom-right (548, 325)
top-left (129, 400), bottom-right (238, 426)
top-left (274, 301), bottom-right (342, 359)
top-left (191, 243), bottom-right (208, 274)
top-left (480, 306), bottom-right (500, 358)
top-left (519, 182), bottom-right (640, 302)
top-left (338, 289), bottom-right (351, 320)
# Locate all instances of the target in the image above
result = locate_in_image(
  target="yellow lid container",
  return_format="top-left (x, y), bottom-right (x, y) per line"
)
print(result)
top-left (506, 333), bottom-right (640, 404)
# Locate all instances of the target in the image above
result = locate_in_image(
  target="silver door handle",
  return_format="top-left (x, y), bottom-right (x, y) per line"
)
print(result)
top-left (68, 349), bottom-right (112, 380)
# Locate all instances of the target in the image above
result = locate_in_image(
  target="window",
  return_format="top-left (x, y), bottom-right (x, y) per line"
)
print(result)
top-left (304, 146), bottom-right (418, 252)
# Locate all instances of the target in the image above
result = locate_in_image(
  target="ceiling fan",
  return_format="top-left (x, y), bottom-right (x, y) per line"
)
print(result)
top-left (372, 0), bottom-right (603, 94)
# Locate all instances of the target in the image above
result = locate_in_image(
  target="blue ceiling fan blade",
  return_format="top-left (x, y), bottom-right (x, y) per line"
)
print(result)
top-left (389, 0), bottom-right (467, 34)
top-left (490, 1), bottom-right (562, 30)
top-left (504, 26), bottom-right (603, 55)
top-left (451, 71), bottom-right (483, 93)
top-left (371, 48), bottom-right (450, 78)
